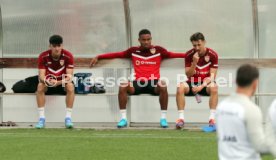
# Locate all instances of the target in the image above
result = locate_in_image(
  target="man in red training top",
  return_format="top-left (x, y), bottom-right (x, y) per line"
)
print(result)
top-left (176, 32), bottom-right (218, 130)
top-left (90, 29), bottom-right (186, 128)
top-left (36, 35), bottom-right (75, 129)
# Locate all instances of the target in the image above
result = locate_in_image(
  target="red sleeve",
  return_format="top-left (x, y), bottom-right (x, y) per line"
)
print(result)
top-left (166, 52), bottom-right (186, 58)
top-left (185, 55), bottom-right (192, 67)
top-left (38, 54), bottom-right (46, 69)
top-left (98, 48), bottom-right (132, 59)
top-left (210, 51), bottom-right (218, 68)
top-left (159, 46), bottom-right (186, 59)
top-left (66, 52), bottom-right (74, 69)
top-left (185, 50), bottom-right (194, 67)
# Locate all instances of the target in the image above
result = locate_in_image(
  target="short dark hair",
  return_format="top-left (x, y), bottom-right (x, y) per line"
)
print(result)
top-left (49, 35), bottom-right (63, 45)
top-left (139, 29), bottom-right (151, 37)
top-left (190, 32), bottom-right (205, 41)
top-left (236, 64), bottom-right (259, 87)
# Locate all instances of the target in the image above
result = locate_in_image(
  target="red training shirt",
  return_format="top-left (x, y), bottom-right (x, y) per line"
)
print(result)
top-left (38, 49), bottom-right (74, 80)
top-left (98, 45), bottom-right (186, 81)
top-left (185, 48), bottom-right (218, 83)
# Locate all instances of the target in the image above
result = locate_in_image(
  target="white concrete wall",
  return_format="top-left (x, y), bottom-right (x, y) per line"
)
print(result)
top-left (0, 67), bottom-right (237, 123)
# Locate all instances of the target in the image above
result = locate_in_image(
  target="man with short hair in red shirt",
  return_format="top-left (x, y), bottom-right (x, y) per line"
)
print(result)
top-left (90, 29), bottom-right (186, 128)
top-left (176, 32), bottom-right (218, 130)
top-left (36, 35), bottom-right (75, 129)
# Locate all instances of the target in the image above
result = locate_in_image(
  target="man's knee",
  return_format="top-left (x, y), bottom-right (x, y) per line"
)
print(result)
top-left (177, 82), bottom-right (189, 95)
top-left (37, 83), bottom-right (46, 93)
top-left (119, 82), bottom-right (129, 93)
top-left (66, 83), bottom-right (75, 93)
top-left (157, 80), bottom-right (167, 93)
top-left (210, 83), bottom-right (218, 95)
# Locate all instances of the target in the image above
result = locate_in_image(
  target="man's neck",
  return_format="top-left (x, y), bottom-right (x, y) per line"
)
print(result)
top-left (236, 87), bottom-right (253, 97)
top-left (51, 54), bottom-right (61, 61)
top-left (140, 45), bottom-right (152, 50)
top-left (50, 49), bottom-right (62, 60)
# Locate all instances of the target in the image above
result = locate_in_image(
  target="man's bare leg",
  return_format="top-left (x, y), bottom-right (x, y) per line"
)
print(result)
top-left (206, 82), bottom-right (218, 124)
top-left (64, 82), bottom-right (75, 128)
top-left (175, 82), bottom-right (190, 128)
top-left (117, 82), bottom-right (135, 128)
top-left (35, 82), bottom-right (47, 128)
top-left (154, 80), bottom-right (169, 128)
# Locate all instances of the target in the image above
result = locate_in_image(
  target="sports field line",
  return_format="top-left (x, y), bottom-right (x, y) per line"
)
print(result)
top-left (0, 133), bottom-right (154, 136)
top-left (0, 133), bottom-right (215, 139)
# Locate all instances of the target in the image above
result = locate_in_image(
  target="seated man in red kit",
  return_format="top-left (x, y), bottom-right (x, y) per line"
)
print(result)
top-left (36, 35), bottom-right (75, 129)
top-left (176, 32), bottom-right (218, 131)
top-left (90, 29), bottom-right (186, 128)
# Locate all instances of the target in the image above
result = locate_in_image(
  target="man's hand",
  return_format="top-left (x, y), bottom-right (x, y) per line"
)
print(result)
top-left (192, 85), bottom-right (204, 94)
top-left (45, 78), bottom-right (59, 87)
top-left (192, 52), bottom-right (199, 65)
top-left (90, 56), bottom-right (98, 67)
top-left (50, 79), bottom-right (59, 87)
top-left (45, 79), bottom-right (53, 86)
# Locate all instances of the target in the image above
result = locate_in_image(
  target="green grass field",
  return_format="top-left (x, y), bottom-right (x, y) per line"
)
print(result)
top-left (0, 129), bottom-right (273, 160)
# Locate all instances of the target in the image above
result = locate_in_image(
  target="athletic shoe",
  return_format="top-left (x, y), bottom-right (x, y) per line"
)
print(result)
top-left (160, 118), bottom-right (168, 128)
top-left (209, 119), bottom-right (215, 126)
top-left (202, 119), bottom-right (216, 132)
top-left (65, 117), bottom-right (74, 129)
top-left (175, 119), bottom-right (185, 129)
top-left (117, 119), bottom-right (127, 128)
top-left (35, 118), bottom-right (45, 129)
top-left (208, 119), bottom-right (216, 131)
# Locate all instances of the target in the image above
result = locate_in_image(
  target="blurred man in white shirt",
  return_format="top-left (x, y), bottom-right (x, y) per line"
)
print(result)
top-left (216, 64), bottom-right (276, 160)
top-left (269, 100), bottom-right (276, 132)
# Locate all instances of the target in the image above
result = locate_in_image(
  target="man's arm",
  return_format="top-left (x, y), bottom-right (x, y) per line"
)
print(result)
top-left (90, 50), bottom-right (131, 67)
top-left (192, 51), bottom-right (218, 93)
top-left (50, 69), bottom-right (74, 87)
top-left (164, 52), bottom-right (186, 58)
top-left (38, 68), bottom-right (57, 87)
top-left (204, 68), bottom-right (217, 85)
top-left (245, 104), bottom-right (270, 153)
top-left (269, 100), bottom-right (276, 129)
top-left (265, 116), bottom-right (276, 157)
top-left (192, 68), bottom-right (218, 93)
top-left (65, 68), bottom-right (74, 81)
top-left (38, 69), bottom-right (46, 83)
top-left (62, 52), bottom-right (74, 85)
top-left (191, 68), bottom-right (218, 94)
top-left (38, 54), bottom-right (47, 84)
top-left (98, 51), bottom-right (130, 59)
top-left (207, 51), bottom-right (219, 83)
top-left (159, 46), bottom-right (186, 59)
top-left (266, 100), bottom-right (276, 157)
top-left (185, 53), bottom-right (199, 78)
top-left (185, 66), bottom-right (196, 78)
